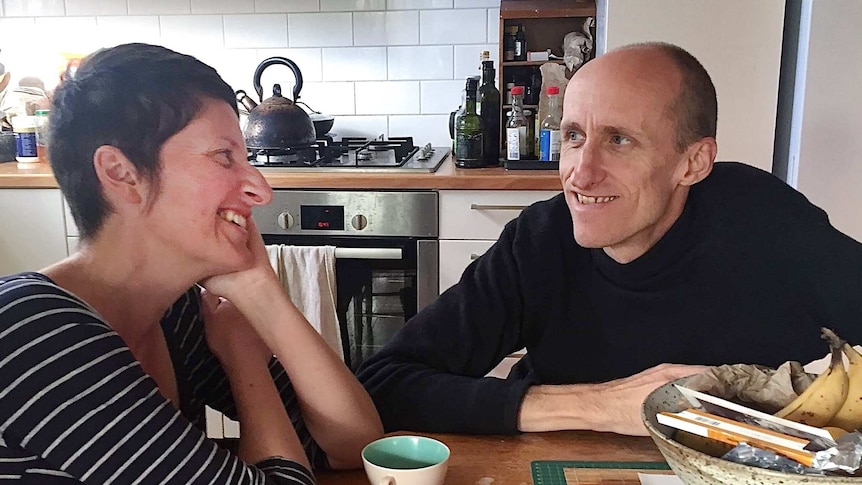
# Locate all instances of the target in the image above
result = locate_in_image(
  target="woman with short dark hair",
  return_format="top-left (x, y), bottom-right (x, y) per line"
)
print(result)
top-left (0, 43), bottom-right (383, 484)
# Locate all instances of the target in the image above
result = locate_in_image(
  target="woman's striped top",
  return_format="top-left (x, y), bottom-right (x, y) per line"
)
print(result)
top-left (0, 272), bottom-right (325, 484)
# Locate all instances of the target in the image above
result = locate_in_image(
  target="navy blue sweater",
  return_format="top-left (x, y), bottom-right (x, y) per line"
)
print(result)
top-left (357, 162), bottom-right (862, 435)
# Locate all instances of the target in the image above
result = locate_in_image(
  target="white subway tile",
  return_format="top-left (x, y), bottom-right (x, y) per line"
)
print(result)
top-left (195, 48), bottom-right (262, 95)
top-left (388, 45), bottom-right (452, 80)
top-left (289, 12), bottom-right (352, 47)
top-left (0, 18), bottom-right (36, 41)
top-left (355, 81), bottom-right (418, 115)
top-left (420, 80), bottom-right (461, 114)
top-left (354, 11), bottom-right (417, 46)
top-left (0, 3), bottom-right (4, 16)
top-left (192, 0), bottom-right (254, 14)
top-left (300, 81), bottom-right (355, 115)
top-left (487, 8), bottom-right (499, 43)
top-left (389, 114), bottom-right (450, 146)
top-left (160, 15), bottom-right (224, 50)
top-left (321, 0), bottom-right (384, 11)
top-left (387, 0), bottom-right (451, 9)
top-left (4, 0), bottom-right (64, 16)
top-left (322, 47), bottom-right (386, 81)
top-left (96, 16), bottom-right (161, 46)
top-left (255, 0), bottom-right (319, 13)
top-left (420, 9), bottom-right (485, 45)
top-left (66, 0), bottom-right (126, 16)
top-left (331, 115), bottom-right (387, 138)
top-left (453, 43), bottom-right (495, 79)
top-left (225, 14), bottom-right (288, 48)
top-left (35, 17), bottom-right (99, 52)
top-left (129, 0), bottom-right (190, 15)
top-left (257, 48), bottom-right (323, 81)
top-left (455, 0), bottom-right (498, 7)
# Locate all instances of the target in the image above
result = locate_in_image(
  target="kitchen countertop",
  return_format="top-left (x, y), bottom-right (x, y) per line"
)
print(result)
top-left (0, 156), bottom-right (563, 191)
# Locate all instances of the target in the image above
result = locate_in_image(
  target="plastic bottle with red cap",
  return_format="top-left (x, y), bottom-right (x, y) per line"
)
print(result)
top-left (539, 86), bottom-right (562, 162)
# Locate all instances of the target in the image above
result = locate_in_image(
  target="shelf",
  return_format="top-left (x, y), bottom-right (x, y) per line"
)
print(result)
top-left (502, 59), bottom-right (565, 67)
top-left (503, 104), bottom-right (538, 109)
top-left (500, 0), bottom-right (596, 19)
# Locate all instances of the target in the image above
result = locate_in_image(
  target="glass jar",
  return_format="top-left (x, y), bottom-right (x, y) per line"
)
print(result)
top-left (35, 109), bottom-right (50, 163)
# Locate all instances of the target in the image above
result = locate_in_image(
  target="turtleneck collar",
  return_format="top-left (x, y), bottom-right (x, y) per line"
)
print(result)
top-left (590, 195), bottom-right (701, 287)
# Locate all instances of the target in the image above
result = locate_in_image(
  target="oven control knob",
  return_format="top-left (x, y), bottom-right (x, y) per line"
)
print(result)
top-left (351, 214), bottom-right (368, 231)
top-left (277, 212), bottom-right (295, 230)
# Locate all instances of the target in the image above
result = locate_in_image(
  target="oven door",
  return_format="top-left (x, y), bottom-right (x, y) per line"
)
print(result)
top-left (261, 235), bottom-right (438, 371)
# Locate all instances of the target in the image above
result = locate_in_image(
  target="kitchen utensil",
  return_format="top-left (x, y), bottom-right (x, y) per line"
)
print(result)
top-left (643, 376), bottom-right (862, 484)
top-left (296, 100), bottom-right (334, 138)
top-left (241, 56), bottom-right (316, 150)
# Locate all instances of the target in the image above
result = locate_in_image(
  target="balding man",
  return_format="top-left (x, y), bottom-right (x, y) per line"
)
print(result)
top-left (357, 42), bottom-right (862, 436)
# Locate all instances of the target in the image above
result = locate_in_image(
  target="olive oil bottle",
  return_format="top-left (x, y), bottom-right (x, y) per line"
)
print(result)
top-left (454, 77), bottom-right (485, 168)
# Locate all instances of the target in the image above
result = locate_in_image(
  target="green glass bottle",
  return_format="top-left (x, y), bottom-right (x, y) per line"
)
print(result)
top-left (454, 77), bottom-right (485, 168)
top-left (478, 59), bottom-right (501, 166)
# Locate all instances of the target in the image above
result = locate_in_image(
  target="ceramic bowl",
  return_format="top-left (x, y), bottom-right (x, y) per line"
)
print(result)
top-left (642, 376), bottom-right (862, 484)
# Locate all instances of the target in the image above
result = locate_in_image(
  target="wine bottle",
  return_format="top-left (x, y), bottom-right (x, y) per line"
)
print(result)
top-left (478, 60), bottom-right (501, 166)
top-left (454, 77), bottom-right (485, 168)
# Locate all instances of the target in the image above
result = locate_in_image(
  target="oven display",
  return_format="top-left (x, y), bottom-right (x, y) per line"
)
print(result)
top-left (300, 205), bottom-right (345, 230)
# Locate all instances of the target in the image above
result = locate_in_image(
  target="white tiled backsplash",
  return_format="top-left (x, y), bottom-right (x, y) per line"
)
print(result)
top-left (0, 0), bottom-right (503, 146)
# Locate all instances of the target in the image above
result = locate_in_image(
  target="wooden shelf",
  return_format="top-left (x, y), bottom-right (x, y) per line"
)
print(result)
top-left (500, 0), bottom-right (596, 19)
top-left (502, 59), bottom-right (565, 67)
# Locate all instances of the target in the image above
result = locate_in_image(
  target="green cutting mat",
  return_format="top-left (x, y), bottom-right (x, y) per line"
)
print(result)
top-left (531, 461), bottom-right (673, 485)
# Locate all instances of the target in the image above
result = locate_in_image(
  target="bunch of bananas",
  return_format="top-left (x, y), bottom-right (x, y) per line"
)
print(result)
top-left (774, 327), bottom-right (862, 432)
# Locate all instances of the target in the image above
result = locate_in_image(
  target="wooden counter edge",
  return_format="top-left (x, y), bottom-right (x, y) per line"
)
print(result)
top-left (0, 158), bottom-right (563, 191)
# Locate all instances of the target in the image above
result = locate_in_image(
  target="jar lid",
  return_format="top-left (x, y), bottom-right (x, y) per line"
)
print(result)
top-left (10, 115), bottom-right (37, 130)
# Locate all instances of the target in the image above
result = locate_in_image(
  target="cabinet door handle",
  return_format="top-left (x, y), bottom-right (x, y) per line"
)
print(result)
top-left (470, 204), bottom-right (529, 211)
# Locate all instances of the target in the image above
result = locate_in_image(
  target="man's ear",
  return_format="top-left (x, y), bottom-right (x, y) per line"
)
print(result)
top-left (93, 145), bottom-right (145, 206)
top-left (679, 137), bottom-right (717, 187)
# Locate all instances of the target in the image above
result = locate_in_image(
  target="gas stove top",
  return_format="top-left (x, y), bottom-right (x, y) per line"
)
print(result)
top-left (248, 135), bottom-right (450, 173)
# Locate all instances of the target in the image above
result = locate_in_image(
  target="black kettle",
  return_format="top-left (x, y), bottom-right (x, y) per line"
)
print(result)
top-left (239, 57), bottom-right (316, 150)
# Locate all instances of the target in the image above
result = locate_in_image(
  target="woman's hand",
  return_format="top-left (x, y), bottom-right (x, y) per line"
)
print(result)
top-left (200, 289), bottom-right (272, 368)
top-left (202, 217), bottom-right (280, 305)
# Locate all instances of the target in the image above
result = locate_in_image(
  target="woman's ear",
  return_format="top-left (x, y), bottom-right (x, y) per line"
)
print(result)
top-left (93, 145), bottom-right (145, 206)
top-left (679, 137), bottom-right (717, 187)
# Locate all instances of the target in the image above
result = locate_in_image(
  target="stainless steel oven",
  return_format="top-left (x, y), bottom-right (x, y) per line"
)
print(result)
top-left (253, 190), bottom-right (438, 371)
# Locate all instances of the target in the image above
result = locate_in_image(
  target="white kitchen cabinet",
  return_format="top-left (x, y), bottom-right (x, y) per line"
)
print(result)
top-left (0, 189), bottom-right (68, 274)
top-left (438, 190), bottom-right (559, 292)
top-left (602, 0), bottom-right (786, 172)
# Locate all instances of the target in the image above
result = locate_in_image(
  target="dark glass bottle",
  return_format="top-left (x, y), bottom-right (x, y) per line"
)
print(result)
top-left (478, 60), bottom-right (501, 165)
top-left (514, 24), bottom-right (527, 61)
top-left (503, 26), bottom-right (516, 61)
top-left (454, 77), bottom-right (485, 168)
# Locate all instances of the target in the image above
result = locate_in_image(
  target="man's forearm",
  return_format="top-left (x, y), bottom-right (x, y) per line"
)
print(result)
top-left (518, 384), bottom-right (609, 432)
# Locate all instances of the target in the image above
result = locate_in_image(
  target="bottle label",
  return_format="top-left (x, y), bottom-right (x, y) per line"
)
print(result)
top-left (540, 129), bottom-right (561, 161)
top-left (507, 127), bottom-right (527, 160)
top-left (14, 132), bottom-right (37, 158)
top-left (455, 131), bottom-right (484, 162)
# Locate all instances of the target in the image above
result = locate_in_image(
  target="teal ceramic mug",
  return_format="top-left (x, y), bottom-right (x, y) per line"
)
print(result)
top-left (361, 435), bottom-right (450, 485)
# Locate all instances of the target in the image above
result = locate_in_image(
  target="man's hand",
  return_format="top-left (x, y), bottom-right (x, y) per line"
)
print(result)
top-left (519, 363), bottom-right (710, 435)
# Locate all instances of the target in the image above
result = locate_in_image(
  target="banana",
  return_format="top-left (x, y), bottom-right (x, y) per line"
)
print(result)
top-left (827, 331), bottom-right (862, 431)
top-left (774, 327), bottom-right (848, 427)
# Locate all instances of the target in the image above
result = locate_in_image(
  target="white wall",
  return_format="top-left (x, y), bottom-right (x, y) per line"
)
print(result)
top-left (0, 0), bottom-right (502, 146)
top-left (604, 0), bottom-right (786, 173)
top-left (792, 0), bottom-right (862, 242)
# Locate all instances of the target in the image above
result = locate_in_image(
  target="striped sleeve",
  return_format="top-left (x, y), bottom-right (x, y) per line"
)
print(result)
top-left (165, 289), bottom-right (330, 470)
top-left (0, 274), bottom-right (315, 485)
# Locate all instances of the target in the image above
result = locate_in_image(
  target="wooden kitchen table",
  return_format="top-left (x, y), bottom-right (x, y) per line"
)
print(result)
top-left (316, 431), bottom-right (665, 484)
